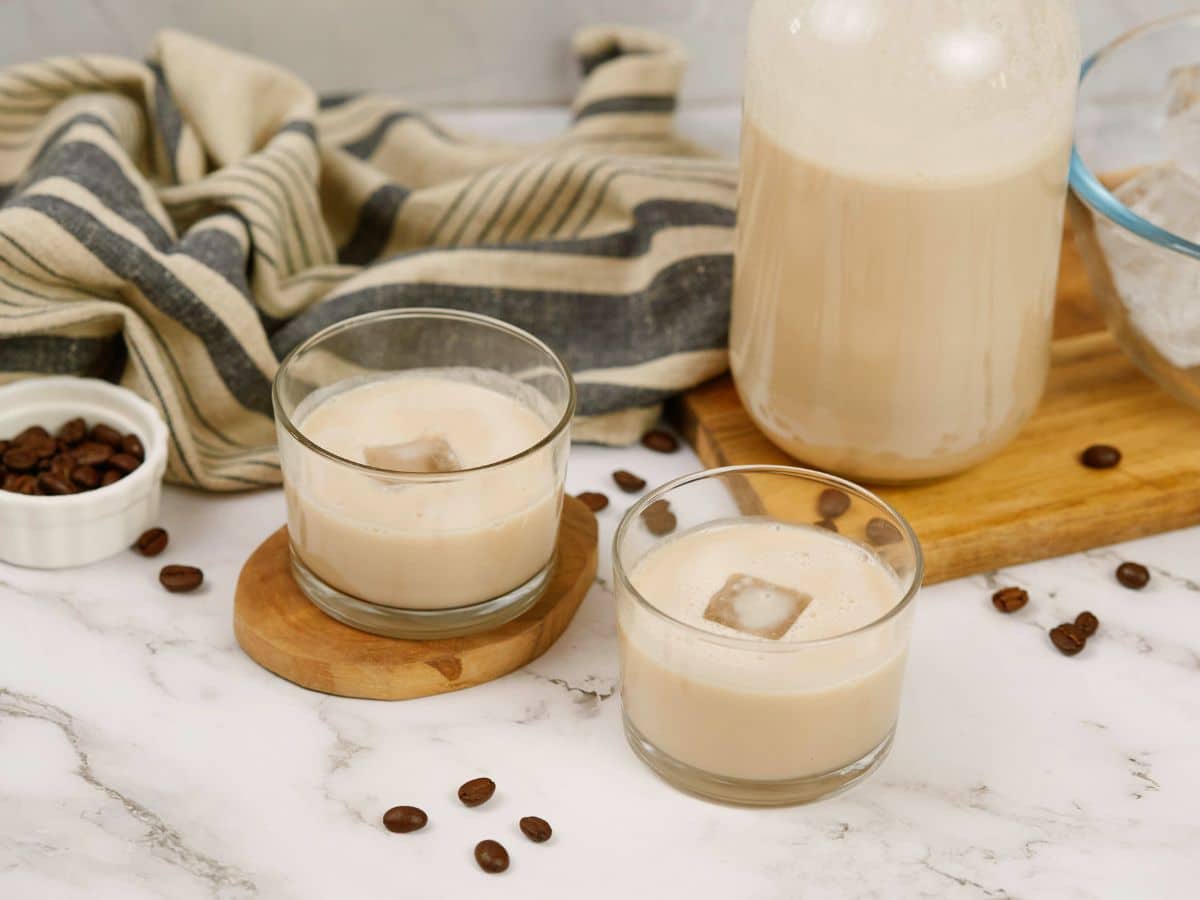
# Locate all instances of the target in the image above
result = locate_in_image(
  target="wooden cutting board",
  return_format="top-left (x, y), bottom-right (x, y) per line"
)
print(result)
top-left (233, 496), bottom-right (597, 700)
top-left (671, 213), bottom-right (1200, 585)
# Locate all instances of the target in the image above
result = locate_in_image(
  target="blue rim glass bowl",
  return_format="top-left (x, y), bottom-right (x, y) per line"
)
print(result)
top-left (1069, 12), bottom-right (1200, 410)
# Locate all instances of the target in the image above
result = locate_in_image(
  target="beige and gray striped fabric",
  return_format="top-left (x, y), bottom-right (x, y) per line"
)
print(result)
top-left (0, 27), bottom-right (735, 490)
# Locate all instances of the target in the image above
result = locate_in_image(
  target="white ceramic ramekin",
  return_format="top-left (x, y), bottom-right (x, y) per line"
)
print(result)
top-left (0, 377), bottom-right (169, 568)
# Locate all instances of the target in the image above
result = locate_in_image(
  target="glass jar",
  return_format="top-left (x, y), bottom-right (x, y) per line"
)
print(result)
top-left (730, 0), bottom-right (1080, 482)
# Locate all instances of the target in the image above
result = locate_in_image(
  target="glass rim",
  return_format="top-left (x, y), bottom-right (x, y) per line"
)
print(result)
top-left (1069, 11), bottom-right (1200, 263)
top-left (612, 465), bottom-right (925, 651)
top-left (272, 307), bottom-right (577, 480)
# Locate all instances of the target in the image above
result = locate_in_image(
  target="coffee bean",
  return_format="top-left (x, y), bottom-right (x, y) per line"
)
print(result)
top-left (1075, 611), bottom-right (1099, 638)
top-left (37, 472), bottom-right (75, 495)
top-left (100, 469), bottom-right (122, 487)
top-left (474, 840), bottom-right (509, 874)
top-left (4, 473), bottom-right (39, 494)
top-left (577, 491), bottom-right (609, 513)
top-left (48, 454), bottom-right (74, 479)
top-left (71, 465), bottom-right (99, 490)
top-left (56, 418), bottom-right (87, 446)
top-left (519, 816), bottom-right (552, 843)
top-left (121, 433), bottom-right (145, 460)
top-left (1049, 623), bottom-right (1087, 656)
top-left (135, 527), bottom-right (169, 557)
top-left (24, 434), bottom-right (57, 460)
top-left (458, 777), bottom-right (496, 807)
top-left (991, 586), bottom-right (1028, 614)
top-left (817, 488), bottom-right (851, 520)
top-left (91, 423), bottom-right (123, 447)
top-left (159, 565), bottom-right (204, 593)
top-left (815, 518), bottom-right (839, 533)
top-left (382, 805), bottom-right (427, 834)
top-left (613, 470), bottom-right (646, 493)
top-left (865, 517), bottom-right (902, 546)
top-left (1080, 444), bottom-right (1121, 469)
top-left (0, 440), bottom-right (7, 455)
top-left (1115, 562), bottom-right (1150, 590)
top-left (3, 447), bottom-right (38, 472)
top-left (108, 452), bottom-right (141, 475)
top-left (73, 441), bottom-right (113, 466)
top-left (641, 429), bottom-right (679, 454)
top-left (642, 499), bottom-right (677, 536)
top-left (13, 425), bottom-right (49, 445)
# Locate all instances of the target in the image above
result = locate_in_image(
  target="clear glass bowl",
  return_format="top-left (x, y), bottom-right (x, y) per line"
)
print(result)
top-left (1070, 13), bottom-right (1200, 410)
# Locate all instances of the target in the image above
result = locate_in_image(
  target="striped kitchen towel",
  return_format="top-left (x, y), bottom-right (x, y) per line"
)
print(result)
top-left (0, 26), bottom-right (735, 490)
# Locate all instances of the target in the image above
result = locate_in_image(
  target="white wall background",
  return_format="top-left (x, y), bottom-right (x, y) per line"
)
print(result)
top-left (0, 1), bottom-right (1196, 106)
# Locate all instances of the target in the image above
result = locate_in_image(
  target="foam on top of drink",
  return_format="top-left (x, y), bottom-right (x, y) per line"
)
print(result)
top-left (629, 519), bottom-right (903, 643)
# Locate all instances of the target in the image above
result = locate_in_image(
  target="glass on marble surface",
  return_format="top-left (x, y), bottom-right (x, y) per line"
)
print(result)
top-left (273, 308), bottom-right (574, 639)
top-left (613, 465), bottom-right (922, 805)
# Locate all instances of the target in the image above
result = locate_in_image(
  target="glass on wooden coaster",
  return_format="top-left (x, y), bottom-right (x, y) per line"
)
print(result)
top-left (273, 309), bottom-right (574, 639)
top-left (613, 465), bottom-right (922, 805)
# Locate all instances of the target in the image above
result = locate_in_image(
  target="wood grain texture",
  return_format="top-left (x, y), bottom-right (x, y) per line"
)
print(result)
top-left (671, 217), bottom-right (1200, 585)
top-left (234, 496), bottom-right (598, 700)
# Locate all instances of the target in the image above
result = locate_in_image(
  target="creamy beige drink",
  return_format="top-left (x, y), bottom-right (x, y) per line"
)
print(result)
top-left (730, 0), bottom-right (1079, 482)
top-left (285, 370), bottom-right (561, 609)
top-left (731, 126), bottom-right (1070, 481)
top-left (618, 518), bottom-right (910, 782)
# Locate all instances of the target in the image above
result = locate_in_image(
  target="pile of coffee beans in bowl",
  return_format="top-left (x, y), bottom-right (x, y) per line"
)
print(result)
top-left (1, 418), bottom-right (144, 495)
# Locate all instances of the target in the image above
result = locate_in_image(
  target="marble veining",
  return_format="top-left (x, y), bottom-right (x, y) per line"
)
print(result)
top-left (3, 79), bottom-right (1200, 895)
top-left (1, 436), bottom-right (1197, 899)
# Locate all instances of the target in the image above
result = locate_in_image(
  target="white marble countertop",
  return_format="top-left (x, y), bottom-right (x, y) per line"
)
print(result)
top-left (3, 106), bottom-right (1200, 900)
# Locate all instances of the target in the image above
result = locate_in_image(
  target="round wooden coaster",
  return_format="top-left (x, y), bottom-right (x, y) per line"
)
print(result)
top-left (234, 496), bottom-right (598, 700)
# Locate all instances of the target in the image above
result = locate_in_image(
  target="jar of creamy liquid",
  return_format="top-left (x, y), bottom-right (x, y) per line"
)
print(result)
top-left (730, 0), bottom-right (1081, 482)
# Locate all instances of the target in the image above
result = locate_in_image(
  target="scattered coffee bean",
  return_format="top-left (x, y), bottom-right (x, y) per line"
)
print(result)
top-left (641, 429), bottom-right (679, 454)
top-left (159, 564), bottom-right (204, 593)
top-left (37, 472), bottom-right (74, 495)
top-left (56, 418), bottom-right (87, 445)
top-left (72, 465), bottom-right (99, 490)
top-left (101, 469), bottom-right (122, 487)
top-left (108, 452), bottom-right (141, 475)
top-left (1115, 562), bottom-right (1150, 591)
top-left (641, 499), bottom-right (677, 536)
top-left (91, 423), bottom-right (123, 447)
top-left (613, 470), bottom-right (646, 493)
top-left (577, 491), bottom-right (609, 513)
top-left (1049, 623), bottom-right (1087, 657)
top-left (815, 518), bottom-right (839, 533)
top-left (865, 517), bottom-right (902, 547)
top-left (382, 805), bottom-right (428, 834)
top-left (1075, 611), bottom-right (1099, 638)
top-left (817, 488), bottom-right (851, 520)
top-left (519, 816), bottom-right (552, 843)
top-left (121, 433), bottom-right (145, 460)
top-left (474, 839), bottom-right (509, 874)
top-left (73, 441), bottom-right (113, 467)
top-left (135, 527), bottom-right (169, 557)
top-left (991, 586), bottom-right (1028, 614)
top-left (1080, 444), bottom-right (1121, 469)
top-left (458, 777), bottom-right (496, 807)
